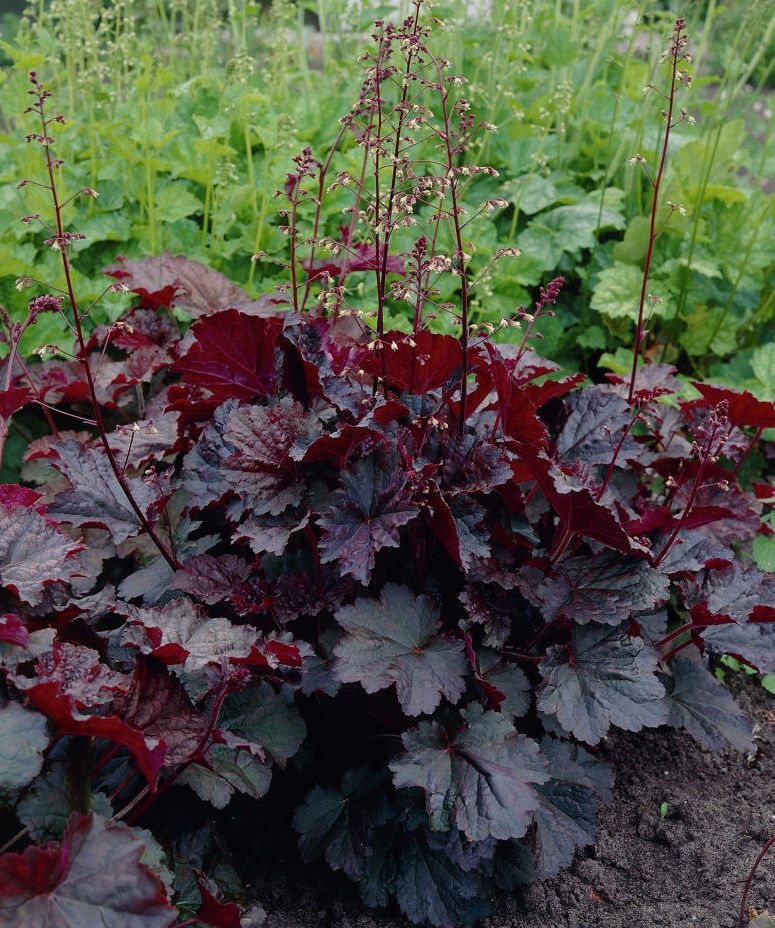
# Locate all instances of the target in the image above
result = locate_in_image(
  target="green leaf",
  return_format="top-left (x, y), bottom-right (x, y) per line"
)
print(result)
top-left (697, 184), bottom-right (747, 205)
top-left (79, 212), bottom-right (133, 243)
top-left (761, 675), bottom-right (775, 695)
top-left (576, 324), bottom-right (607, 350)
top-left (597, 346), bottom-right (633, 375)
top-left (613, 216), bottom-right (650, 265)
top-left (591, 263), bottom-right (661, 323)
top-left (504, 175), bottom-right (559, 214)
top-left (542, 190), bottom-right (625, 254)
top-left (753, 535), bottom-right (775, 573)
top-left (390, 703), bottom-right (548, 841)
top-left (680, 305), bottom-right (739, 358)
top-left (333, 584), bottom-right (467, 716)
top-left (752, 343), bottom-right (775, 399)
top-left (154, 185), bottom-right (204, 223)
top-left (0, 701), bottom-right (49, 798)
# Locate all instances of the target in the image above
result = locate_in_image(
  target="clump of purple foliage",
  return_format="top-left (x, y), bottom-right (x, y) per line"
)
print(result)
top-left (0, 10), bottom-right (773, 928)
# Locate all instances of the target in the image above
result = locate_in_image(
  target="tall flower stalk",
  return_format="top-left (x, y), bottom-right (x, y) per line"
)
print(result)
top-left (627, 17), bottom-right (692, 403)
top-left (266, 1), bottom-right (526, 438)
top-left (16, 72), bottom-right (179, 571)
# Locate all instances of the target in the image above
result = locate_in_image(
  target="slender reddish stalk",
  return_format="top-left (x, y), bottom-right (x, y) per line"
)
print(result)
top-left (628, 21), bottom-right (685, 403)
top-left (376, 4), bottom-right (422, 319)
top-left (732, 425), bottom-right (764, 476)
top-left (653, 455), bottom-right (710, 568)
top-left (30, 77), bottom-right (179, 571)
top-left (740, 832), bottom-right (775, 926)
top-left (0, 316), bottom-right (33, 470)
top-left (596, 404), bottom-right (644, 500)
top-left (430, 56), bottom-right (470, 435)
top-left (299, 121), bottom-right (350, 313)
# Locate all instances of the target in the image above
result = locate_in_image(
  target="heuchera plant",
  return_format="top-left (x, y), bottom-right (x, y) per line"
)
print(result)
top-left (0, 10), bottom-right (773, 928)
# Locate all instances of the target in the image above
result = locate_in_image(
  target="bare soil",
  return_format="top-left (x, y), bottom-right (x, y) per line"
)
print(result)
top-left (255, 677), bottom-right (775, 928)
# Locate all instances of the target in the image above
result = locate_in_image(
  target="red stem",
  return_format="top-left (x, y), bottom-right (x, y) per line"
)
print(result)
top-left (34, 87), bottom-right (179, 572)
top-left (627, 27), bottom-right (681, 404)
top-left (522, 616), bottom-right (559, 655)
top-left (653, 451), bottom-right (711, 568)
top-left (299, 120), bottom-right (350, 313)
top-left (739, 831), bottom-right (775, 927)
top-left (431, 57), bottom-right (470, 436)
top-left (0, 316), bottom-right (32, 470)
top-left (375, 4), bottom-right (422, 324)
top-left (732, 425), bottom-right (764, 477)
top-left (596, 406), bottom-right (642, 500)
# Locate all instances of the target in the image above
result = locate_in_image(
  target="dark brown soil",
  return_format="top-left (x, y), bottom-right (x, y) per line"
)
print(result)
top-left (256, 677), bottom-right (775, 928)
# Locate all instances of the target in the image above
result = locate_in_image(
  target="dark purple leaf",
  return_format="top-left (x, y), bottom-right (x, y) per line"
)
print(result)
top-left (293, 767), bottom-right (384, 878)
top-left (440, 433), bottom-right (512, 495)
top-left (235, 511), bottom-right (310, 557)
top-left (532, 737), bottom-right (613, 878)
top-left (556, 386), bottom-right (640, 466)
top-left (459, 584), bottom-right (514, 650)
top-left (702, 620), bottom-right (775, 674)
top-left (691, 381), bottom-right (775, 429)
top-left (538, 623), bottom-right (667, 744)
top-left (680, 562), bottom-right (775, 623)
top-left (319, 453), bottom-right (419, 584)
top-left (606, 363), bottom-right (680, 398)
top-left (393, 827), bottom-right (489, 928)
top-left (426, 492), bottom-right (490, 571)
top-left (477, 650), bottom-right (530, 720)
top-left (28, 641), bottom-right (129, 707)
top-left (170, 554), bottom-right (253, 606)
top-left (390, 704), bottom-right (548, 841)
top-left (48, 442), bottom-right (165, 545)
top-left (360, 329), bottom-right (462, 394)
top-left (107, 412), bottom-right (180, 470)
top-left (529, 459), bottom-right (650, 557)
top-left (221, 397), bottom-right (315, 516)
top-left (665, 650), bottom-right (753, 751)
top-left (0, 502), bottom-right (83, 605)
top-left (108, 656), bottom-right (209, 766)
top-left (333, 584), bottom-right (467, 716)
top-left (520, 553), bottom-right (669, 625)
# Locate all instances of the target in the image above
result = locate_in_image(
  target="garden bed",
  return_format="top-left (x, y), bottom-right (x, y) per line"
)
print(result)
top-left (257, 676), bottom-right (775, 928)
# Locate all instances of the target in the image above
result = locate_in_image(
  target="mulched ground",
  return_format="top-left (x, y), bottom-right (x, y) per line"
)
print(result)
top-left (253, 676), bottom-right (775, 928)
